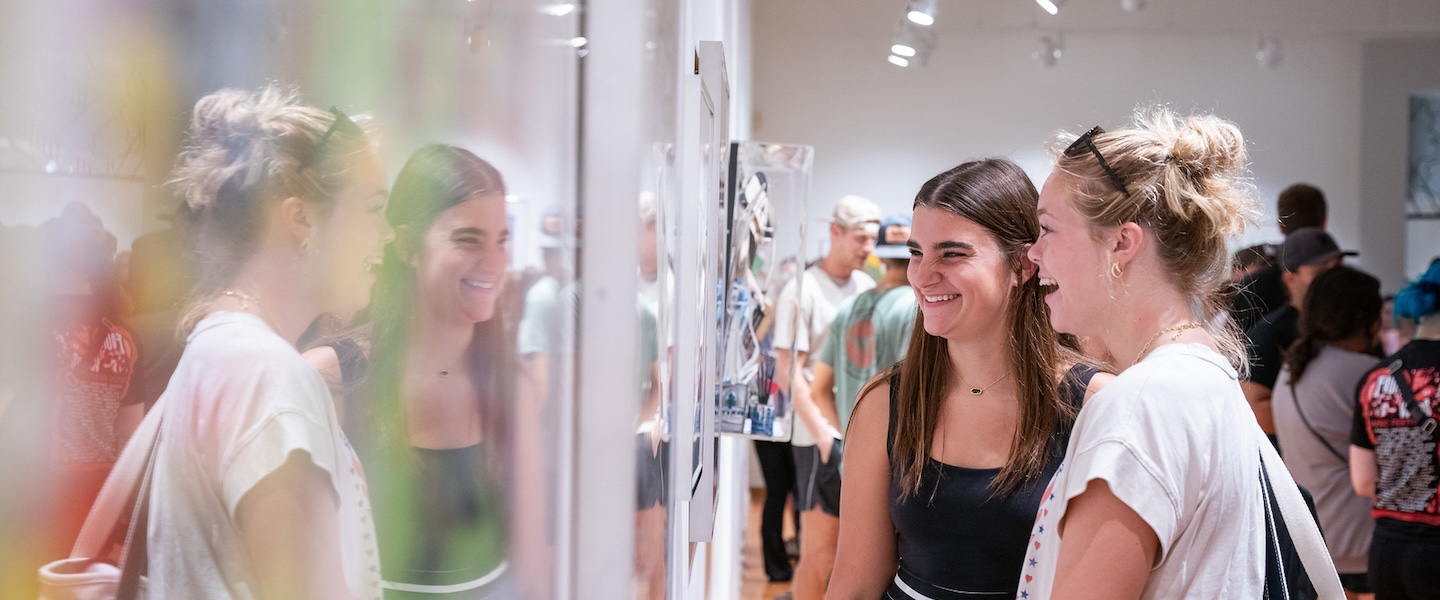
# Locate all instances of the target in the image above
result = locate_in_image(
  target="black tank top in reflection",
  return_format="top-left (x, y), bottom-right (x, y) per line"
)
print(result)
top-left (886, 365), bottom-right (1096, 597)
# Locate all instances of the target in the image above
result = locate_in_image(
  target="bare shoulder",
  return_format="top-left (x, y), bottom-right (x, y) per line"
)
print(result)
top-left (1084, 372), bottom-right (1116, 404)
top-left (300, 345), bottom-right (343, 390)
top-left (847, 372), bottom-right (893, 438)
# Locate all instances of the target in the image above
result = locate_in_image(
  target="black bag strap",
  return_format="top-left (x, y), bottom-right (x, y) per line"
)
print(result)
top-left (115, 415), bottom-right (161, 600)
top-left (1386, 359), bottom-right (1439, 441)
top-left (1287, 385), bottom-right (1347, 462)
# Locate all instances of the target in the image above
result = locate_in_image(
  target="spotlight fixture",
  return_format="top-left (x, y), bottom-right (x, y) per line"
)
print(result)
top-left (1032, 35), bottom-right (1063, 67)
top-left (1121, 0), bottom-right (1145, 12)
top-left (888, 55), bottom-right (911, 67)
top-left (541, 3), bottom-right (575, 16)
top-left (1035, 0), bottom-right (1062, 15)
top-left (906, 0), bottom-right (937, 26)
top-left (890, 19), bottom-right (934, 63)
top-left (1256, 34), bottom-right (1282, 69)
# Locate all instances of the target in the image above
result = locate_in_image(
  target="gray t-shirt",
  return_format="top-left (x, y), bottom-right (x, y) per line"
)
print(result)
top-left (1273, 345), bottom-right (1377, 574)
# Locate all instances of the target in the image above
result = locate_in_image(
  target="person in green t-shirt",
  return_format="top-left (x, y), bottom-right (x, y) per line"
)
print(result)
top-left (815, 213), bottom-right (917, 445)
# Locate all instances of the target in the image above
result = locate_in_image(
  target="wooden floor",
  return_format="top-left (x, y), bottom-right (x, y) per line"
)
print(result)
top-left (740, 488), bottom-right (794, 600)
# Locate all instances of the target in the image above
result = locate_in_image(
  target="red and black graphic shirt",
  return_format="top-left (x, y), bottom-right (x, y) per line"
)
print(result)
top-left (1352, 340), bottom-right (1440, 527)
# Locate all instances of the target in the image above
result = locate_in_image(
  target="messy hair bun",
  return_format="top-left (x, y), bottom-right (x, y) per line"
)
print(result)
top-left (1050, 107), bottom-right (1260, 367)
top-left (168, 84), bottom-right (371, 315)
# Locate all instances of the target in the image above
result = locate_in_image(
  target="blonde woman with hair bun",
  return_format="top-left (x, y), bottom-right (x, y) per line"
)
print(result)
top-left (139, 84), bottom-right (394, 598)
top-left (1019, 108), bottom-right (1337, 599)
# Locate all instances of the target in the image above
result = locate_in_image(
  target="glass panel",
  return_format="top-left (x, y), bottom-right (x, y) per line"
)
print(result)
top-left (716, 142), bottom-right (813, 442)
top-left (0, 1), bottom-right (579, 598)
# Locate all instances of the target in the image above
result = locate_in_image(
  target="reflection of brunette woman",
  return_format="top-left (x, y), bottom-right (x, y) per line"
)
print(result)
top-left (305, 145), bottom-right (516, 598)
top-left (828, 159), bottom-right (1108, 599)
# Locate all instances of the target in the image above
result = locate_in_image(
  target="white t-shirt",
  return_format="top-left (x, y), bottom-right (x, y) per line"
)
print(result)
top-left (148, 312), bottom-right (381, 599)
top-left (772, 265), bottom-right (874, 446)
top-left (1018, 344), bottom-right (1266, 599)
top-left (1272, 345), bottom-right (1377, 574)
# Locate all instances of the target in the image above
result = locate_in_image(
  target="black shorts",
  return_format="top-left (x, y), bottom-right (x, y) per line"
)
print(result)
top-left (635, 434), bottom-right (669, 510)
top-left (793, 440), bottom-right (843, 517)
top-left (1337, 573), bottom-right (1370, 594)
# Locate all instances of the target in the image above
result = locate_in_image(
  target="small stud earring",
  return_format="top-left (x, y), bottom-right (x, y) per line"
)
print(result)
top-left (1111, 262), bottom-right (1124, 278)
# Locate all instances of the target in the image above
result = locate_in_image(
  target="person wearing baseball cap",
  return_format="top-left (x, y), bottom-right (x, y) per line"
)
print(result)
top-left (1243, 226), bottom-right (1357, 445)
top-left (801, 212), bottom-right (918, 595)
top-left (773, 194), bottom-right (881, 598)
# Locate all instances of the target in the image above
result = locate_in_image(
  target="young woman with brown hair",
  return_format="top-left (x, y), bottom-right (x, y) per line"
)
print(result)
top-left (827, 158), bottom-right (1108, 599)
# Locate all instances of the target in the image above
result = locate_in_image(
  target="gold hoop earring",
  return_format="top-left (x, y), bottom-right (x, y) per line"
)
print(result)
top-left (1111, 262), bottom-right (1124, 278)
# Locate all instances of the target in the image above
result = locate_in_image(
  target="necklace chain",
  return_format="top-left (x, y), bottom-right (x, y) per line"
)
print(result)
top-left (220, 289), bottom-right (280, 332)
top-left (1133, 322), bottom-right (1204, 366)
top-left (957, 370), bottom-right (1008, 396)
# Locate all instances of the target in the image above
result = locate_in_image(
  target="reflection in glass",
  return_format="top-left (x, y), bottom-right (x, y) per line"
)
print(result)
top-left (303, 145), bottom-right (517, 598)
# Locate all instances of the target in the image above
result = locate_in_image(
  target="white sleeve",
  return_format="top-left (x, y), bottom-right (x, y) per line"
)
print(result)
top-left (773, 276), bottom-right (810, 352)
top-left (219, 361), bottom-right (342, 519)
top-left (1060, 438), bottom-right (1182, 560)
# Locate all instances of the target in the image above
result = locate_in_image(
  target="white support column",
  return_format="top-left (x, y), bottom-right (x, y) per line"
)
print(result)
top-left (574, 0), bottom-right (645, 596)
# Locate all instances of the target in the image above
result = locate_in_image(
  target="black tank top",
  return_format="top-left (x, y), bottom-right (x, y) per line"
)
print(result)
top-left (886, 364), bottom-right (1096, 597)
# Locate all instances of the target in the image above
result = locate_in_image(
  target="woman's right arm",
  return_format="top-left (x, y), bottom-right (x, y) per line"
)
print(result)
top-left (237, 452), bottom-right (355, 599)
top-left (826, 379), bottom-right (898, 600)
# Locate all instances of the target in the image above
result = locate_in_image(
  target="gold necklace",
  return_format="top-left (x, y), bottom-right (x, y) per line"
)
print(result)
top-left (957, 370), bottom-right (1008, 396)
top-left (1132, 322), bottom-right (1204, 366)
top-left (220, 289), bottom-right (279, 330)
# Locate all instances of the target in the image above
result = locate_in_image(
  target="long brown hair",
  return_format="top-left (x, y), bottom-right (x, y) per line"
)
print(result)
top-left (886, 158), bottom-right (1080, 499)
top-left (1285, 266), bottom-right (1380, 386)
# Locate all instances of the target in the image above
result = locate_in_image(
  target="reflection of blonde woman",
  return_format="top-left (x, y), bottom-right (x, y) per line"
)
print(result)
top-left (1023, 110), bottom-right (1313, 597)
top-left (147, 85), bottom-right (392, 598)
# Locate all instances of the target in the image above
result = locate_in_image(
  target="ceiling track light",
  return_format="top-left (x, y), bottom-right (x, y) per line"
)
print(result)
top-left (1256, 34), bottom-right (1282, 69)
top-left (888, 55), bottom-right (911, 67)
top-left (890, 17), bottom-right (936, 67)
top-left (1036, 0), bottom-right (1063, 15)
top-left (906, 0), bottom-right (937, 26)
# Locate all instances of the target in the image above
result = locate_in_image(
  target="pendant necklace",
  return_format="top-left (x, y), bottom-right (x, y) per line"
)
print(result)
top-left (957, 370), bottom-right (1008, 396)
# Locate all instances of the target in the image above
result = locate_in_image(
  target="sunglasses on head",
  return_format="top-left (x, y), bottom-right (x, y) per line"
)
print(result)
top-left (1063, 126), bottom-right (1130, 196)
top-left (302, 107), bottom-right (363, 169)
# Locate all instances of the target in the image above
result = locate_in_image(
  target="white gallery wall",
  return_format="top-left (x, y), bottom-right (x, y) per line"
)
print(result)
top-left (753, 0), bottom-right (1440, 292)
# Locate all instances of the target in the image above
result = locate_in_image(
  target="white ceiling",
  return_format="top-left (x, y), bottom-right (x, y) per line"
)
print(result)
top-left (773, 0), bottom-right (1440, 39)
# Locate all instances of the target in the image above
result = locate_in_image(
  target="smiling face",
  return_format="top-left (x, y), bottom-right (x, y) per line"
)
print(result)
top-left (1029, 170), bottom-right (1112, 337)
top-left (906, 205), bottom-right (1019, 342)
top-left (310, 150), bottom-right (392, 320)
top-left (412, 193), bottom-right (510, 324)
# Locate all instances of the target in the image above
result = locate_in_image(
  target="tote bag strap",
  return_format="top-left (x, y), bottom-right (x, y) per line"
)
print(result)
top-left (69, 396), bottom-right (165, 560)
top-left (1257, 429), bottom-right (1345, 599)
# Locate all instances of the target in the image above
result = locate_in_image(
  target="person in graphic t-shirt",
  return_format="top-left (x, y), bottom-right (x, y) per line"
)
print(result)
top-left (773, 194), bottom-right (880, 599)
top-left (815, 212), bottom-right (918, 446)
top-left (1351, 260), bottom-right (1440, 600)
top-left (40, 204), bottom-right (139, 560)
